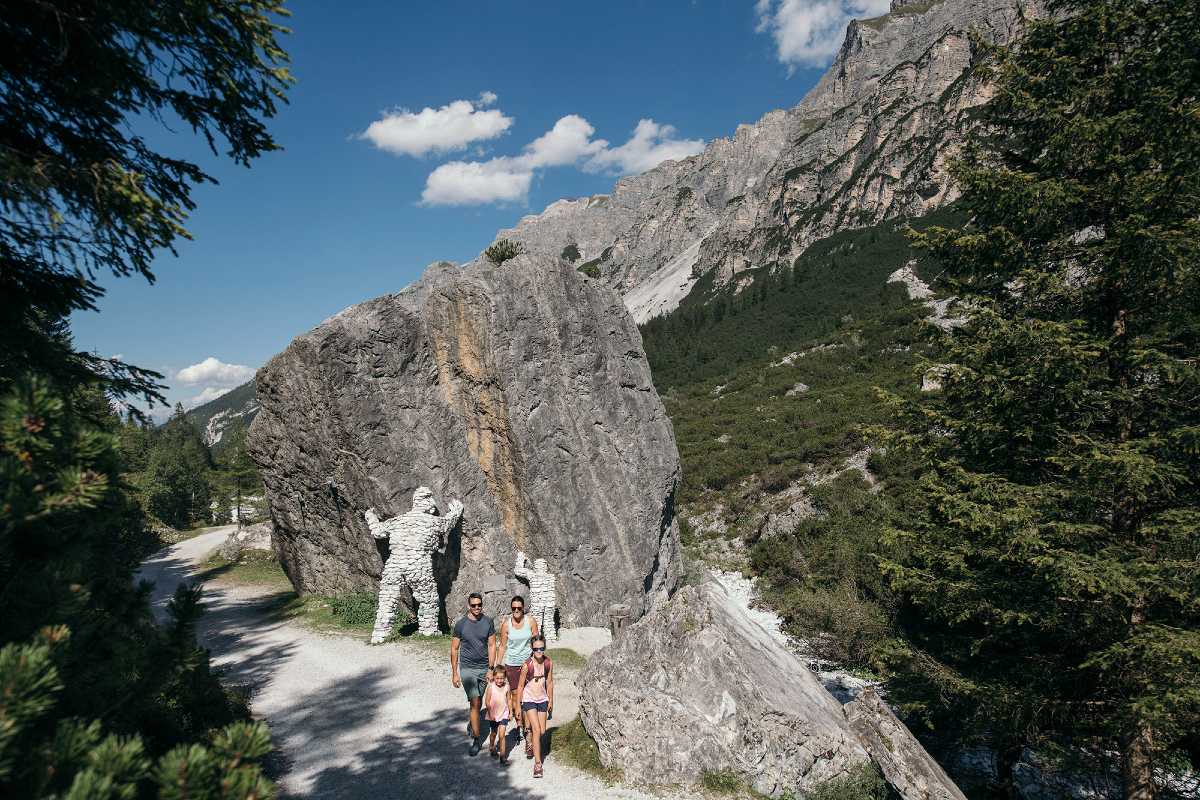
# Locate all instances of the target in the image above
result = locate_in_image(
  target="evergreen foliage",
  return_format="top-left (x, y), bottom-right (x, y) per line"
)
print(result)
top-left (0, 380), bottom-right (271, 798)
top-left (483, 238), bottom-right (524, 265)
top-left (877, 1), bottom-right (1200, 795)
top-left (0, 0), bottom-right (292, 406)
top-left (0, 2), bottom-right (290, 796)
top-left (145, 406), bottom-right (216, 529)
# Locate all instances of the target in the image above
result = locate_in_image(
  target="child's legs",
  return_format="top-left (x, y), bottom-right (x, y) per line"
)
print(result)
top-left (497, 723), bottom-right (508, 755)
top-left (530, 710), bottom-right (547, 763)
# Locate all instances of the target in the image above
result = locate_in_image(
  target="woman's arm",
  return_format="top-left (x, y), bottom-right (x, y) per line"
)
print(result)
top-left (516, 663), bottom-right (528, 701)
top-left (494, 617), bottom-right (508, 667)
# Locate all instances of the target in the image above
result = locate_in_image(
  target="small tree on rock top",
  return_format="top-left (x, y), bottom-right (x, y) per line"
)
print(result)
top-left (484, 239), bottom-right (524, 265)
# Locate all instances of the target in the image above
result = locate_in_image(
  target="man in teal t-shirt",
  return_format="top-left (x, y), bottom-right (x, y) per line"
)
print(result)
top-left (451, 592), bottom-right (495, 755)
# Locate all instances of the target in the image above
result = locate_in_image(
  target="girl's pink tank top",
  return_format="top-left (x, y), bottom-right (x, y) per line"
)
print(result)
top-left (484, 683), bottom-right (509, 721)
top-left (521, 658), bottom-right (550, 704)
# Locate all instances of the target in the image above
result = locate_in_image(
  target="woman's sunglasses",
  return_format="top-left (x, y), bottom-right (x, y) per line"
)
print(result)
top-left (511, 605), bottom-right (524, 611)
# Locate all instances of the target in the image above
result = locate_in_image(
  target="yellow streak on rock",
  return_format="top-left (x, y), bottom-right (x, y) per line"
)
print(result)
top-left (431, 294), bottom-right (527, 545)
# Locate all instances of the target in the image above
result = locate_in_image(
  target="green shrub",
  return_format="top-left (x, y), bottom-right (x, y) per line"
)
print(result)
top-left (328, 592), bottom-right (380, 626)
top-left (577, 259), bottom-right (601, 279)
top-left (484, 238), bottom-right (524, 265)
top-left (561, 243), bottom-right (581, 262)
top-left (807, 763), bottom-right (889, 800)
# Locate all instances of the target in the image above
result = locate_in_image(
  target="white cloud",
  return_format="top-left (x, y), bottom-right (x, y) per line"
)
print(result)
top-left (186, 386), bottom-right (232, 408)
top-left (584, 119), bottom-right (705, 175)
top-left (421, 159), bottom-right (532, 206)
top-left (176, 357), bottom-right (255, 386)
top-left (420, 115), bottom-right (704, 206)
top-left (360, 96), bottom-right (513, 158)
top-left (522, 115), bottom-right (608, 168)
top-left (755, 0), bottom-right (890, 69)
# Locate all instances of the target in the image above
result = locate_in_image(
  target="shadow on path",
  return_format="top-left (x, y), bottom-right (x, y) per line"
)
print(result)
top-left (304, 708), bottom-right (550, 800)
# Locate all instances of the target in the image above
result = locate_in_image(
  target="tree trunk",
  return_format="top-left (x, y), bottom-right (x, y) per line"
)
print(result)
top-left (1123, 599), bottom-right (1155, 800)
top-left (1123, 721), bottom-right (1155, 800)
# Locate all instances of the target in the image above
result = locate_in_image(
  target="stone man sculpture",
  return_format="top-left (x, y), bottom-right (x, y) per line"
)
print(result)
top-left (514, 551), bottom-right (558, 641)
top-left (364, 487), bottom-right (463, 642)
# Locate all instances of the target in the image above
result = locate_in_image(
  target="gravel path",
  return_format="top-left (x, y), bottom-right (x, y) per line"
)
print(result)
top-left (136, 529), bottom-right (661, 800)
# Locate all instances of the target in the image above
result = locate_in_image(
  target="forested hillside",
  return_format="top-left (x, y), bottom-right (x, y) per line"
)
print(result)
top-left (641, 2), bottom-right (1200, 796)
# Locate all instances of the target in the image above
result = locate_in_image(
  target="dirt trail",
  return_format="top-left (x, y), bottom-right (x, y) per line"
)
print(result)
top-left (137, 529), bottom-right (657, 800)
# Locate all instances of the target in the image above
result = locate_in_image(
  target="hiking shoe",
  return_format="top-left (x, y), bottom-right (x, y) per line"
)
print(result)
top-left (499, 755), bottom-right (510, 766)
top-left (489, 746), bottom-right (499, 759)
top-left (469, 738), bottom-right (482, 757)
top-left (533, 762), bottom-right (543, 778)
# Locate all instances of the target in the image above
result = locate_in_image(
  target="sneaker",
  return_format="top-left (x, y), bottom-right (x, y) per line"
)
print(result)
top-left (469, 738), bottom-right (482, 757)
top-left (499, 754), bottom-right (510, 766)
top-left (489, 746), bottom-right (499, 759)
top-left (525, 738), bottom-right (534, 759)
top-left (533, 763), bottom-right (543, 778)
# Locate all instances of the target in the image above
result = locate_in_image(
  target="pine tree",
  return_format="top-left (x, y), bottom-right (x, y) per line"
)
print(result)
top-left (0, 380), bottom-right (273, 797)
top-left (219, 420), bottom-right (261, 528)
top-left (146, 406), bottom-right (215, 529)
top-left (879, 2), bottom-right (1200, 797)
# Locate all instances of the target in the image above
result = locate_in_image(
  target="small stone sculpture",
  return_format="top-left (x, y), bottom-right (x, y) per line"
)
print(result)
top-left (364, 487), bottom-right (463, 641)
top-left (515, 551), bottom-right (558, 641)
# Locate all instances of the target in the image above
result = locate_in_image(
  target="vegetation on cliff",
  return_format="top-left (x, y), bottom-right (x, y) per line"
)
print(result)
top-left (645, 2), bottom-right (1199, 796)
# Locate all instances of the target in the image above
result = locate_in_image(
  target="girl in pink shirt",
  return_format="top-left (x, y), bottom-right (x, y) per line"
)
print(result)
top-left (516, 634), bottom-right (554, 778)
top-left (483, 666), bottom-right (511, 764)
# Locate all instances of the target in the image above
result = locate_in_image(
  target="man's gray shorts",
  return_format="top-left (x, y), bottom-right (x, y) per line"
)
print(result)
top-left (460, 665), bottom-right (488, 700)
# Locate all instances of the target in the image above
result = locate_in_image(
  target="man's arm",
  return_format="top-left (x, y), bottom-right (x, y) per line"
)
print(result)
top-left (450, 634), bottom-right (461, 688)
top-left (487, 631), bottom-right (497, 670)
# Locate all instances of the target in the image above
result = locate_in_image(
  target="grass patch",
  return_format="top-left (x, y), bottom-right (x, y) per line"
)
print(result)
top-left (546, 647), bottom-right (586, 670)
top-left (805, 763), bottom-right (889, 800)
top-left (701, 769), bottom-right (746, 793)
top-left (551, 717), bottom-right (622, 782)
top-left (200, 549), bottom-right (292, 589)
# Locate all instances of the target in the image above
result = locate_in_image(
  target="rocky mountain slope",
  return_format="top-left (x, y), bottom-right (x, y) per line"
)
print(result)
top-left (183, 379), bottom-right (259, 449)
top-left (489, 0), bottom-right (1040, 322)
top-left (249, 255), bottom-right (681, 626)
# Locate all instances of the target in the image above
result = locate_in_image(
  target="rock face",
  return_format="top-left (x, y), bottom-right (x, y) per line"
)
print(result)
top-left (488, 0), bottom-right (1041, 322)
top-left (846, 687), bottom-right (969, 800)
top-left (579, 580), bottom-right (871, 797)
top-left (249, 255), bottom-right (681, 626)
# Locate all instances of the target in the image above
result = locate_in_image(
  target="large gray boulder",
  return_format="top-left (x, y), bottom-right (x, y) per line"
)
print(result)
top-left (579, 580), bottom-right (871, 797)
top-left (248, 254), bottom-right (681, 626)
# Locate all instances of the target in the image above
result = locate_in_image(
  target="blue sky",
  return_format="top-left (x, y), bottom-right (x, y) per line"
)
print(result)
top-left (70, 0), bottom-right (887, 417)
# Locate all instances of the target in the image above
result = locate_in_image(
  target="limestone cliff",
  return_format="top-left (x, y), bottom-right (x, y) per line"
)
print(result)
top-left (249, 256), bottom-right (681, 627)
top-left (488, 0), bottom-right (1041, 322)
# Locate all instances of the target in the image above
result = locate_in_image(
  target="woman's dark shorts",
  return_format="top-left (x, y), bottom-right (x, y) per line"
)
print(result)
top-left (521, 701), bottom-right (549, 714)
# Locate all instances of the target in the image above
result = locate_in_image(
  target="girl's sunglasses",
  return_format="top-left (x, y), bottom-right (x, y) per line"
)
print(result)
top-left (532, 647), bottom-right (546, 652)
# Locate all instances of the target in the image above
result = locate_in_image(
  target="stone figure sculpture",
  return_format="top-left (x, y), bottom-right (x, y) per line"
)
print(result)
top-left (364, 487), bottom-right (463, 641)
top-left (515, 551), bottom-right (558, 641)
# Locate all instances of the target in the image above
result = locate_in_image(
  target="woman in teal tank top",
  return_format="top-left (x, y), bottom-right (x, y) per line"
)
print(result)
top-left (494, 594), bottom-right (540, 742)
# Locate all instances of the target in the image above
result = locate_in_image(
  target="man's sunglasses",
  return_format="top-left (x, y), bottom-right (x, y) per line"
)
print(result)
top-left (469, 602), bottom-right (483, 608)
